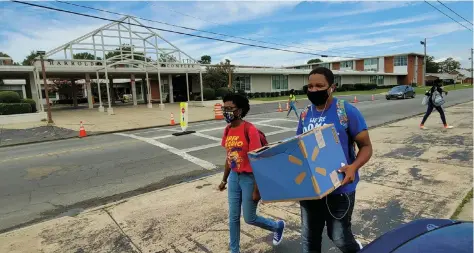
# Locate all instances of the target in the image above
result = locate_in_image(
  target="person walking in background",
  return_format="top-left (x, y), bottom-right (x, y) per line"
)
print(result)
top-left (218, 93), bottom-right (285, 253)
top-left (287, 89), bottom-right (299, 118)
top-left (420, 79), bottom-right (454, 129)
top-left (297, 67), bottom-right (372, 253)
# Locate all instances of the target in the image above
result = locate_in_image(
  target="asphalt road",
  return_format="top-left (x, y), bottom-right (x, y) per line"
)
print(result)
top-left (0, 89), bottom-right (472, 235)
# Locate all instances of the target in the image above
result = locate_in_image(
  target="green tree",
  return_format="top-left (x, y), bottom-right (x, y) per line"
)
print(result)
top-left (105, 44), bottom-right (148, 62)
top-left (22, 51), bottom-right (39, 66)
top-left (203, 60), bottom-right (235, 90)
top-left (0, 52), bottom-right (10, 57)
top-left (426, 56), bottom-right (439, 73)
top-left (159, 54), bottom-right (178, 63)
top-left (307, 58), bottom-right (322, 64)
top-left (199, 55), bottom-right (211, 64)
top-left (438, 57), bottom-right (461, 73)
top-left (73, 52), bottom-right (102, 60)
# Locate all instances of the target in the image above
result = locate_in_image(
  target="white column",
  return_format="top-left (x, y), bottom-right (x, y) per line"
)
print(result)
top-left (105, 69), bottom-right (114, 115)
top-left (158, 69), bottom-right (164, 110)
top-left (185, 71), bottom-right (190, 102)
top-left (131, 74), bottom-right (137, 106)
top-left (21, 84), bottom-right (27, 99)
top-left (35, 70), bottom-right (44, 112)
top-left (96, 72), bottom-right (104, 112)
top-left (86, 73), bottom-right (93, 109)
top-left (199, 70), bottom-right (204, 102)
top-left (168, 74), bottom-right (174, 103)
top-left (146, 71), bottom-right (152, 108)
top-left (140, 80), bottom-right (144, 101)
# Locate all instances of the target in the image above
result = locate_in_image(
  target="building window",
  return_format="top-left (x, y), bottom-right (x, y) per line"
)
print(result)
top-left (334, 75), bottom-right (341, 86)
top-left (394, 56), bottom-right (408, 66)
top-left (369, 76), bottom-right (377, 84)
top-left (272, 75), bottom-right (288, 90)
top-left (234, 75), bottom-right (251, 92)
top-left (320, 63), bottom-right (330, 69)
top-left (377, 75), bottom-right (384, 85)
top-left (364, 58), bottom-right (377, 66)
top-left (341, 61), bottom-right (353, 69)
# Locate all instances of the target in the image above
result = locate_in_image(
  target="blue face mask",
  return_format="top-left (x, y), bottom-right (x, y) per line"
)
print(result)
top-left (223, 111), bottom-right (235, 123)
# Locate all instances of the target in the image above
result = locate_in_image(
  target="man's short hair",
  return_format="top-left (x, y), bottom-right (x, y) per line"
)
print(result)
top-left (309, 67), bottom-right (334, 85)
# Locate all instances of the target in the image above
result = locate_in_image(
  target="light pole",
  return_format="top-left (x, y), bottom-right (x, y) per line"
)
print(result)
top-left (420, 38), bottom-right (427, 86)
top-left (470, 48), bottom-right (473, 85)
top-left (37, 51), bottom-right (53, 124)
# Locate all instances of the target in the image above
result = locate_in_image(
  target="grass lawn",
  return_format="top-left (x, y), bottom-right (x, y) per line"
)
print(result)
top-left (252, 84), bottom-right (473, 102)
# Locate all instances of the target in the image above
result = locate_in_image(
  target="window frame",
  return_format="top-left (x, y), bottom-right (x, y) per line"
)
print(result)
top-left (271, 75), bottom-right (289, 91)
top-left (394, 56), bottom-right (408, 66)
top-left (234, 75), bottom-right (251, 92)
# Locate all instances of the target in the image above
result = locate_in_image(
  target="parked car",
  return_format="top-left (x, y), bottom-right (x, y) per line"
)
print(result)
top-left (386, 85), bottom-right (416, 100)
top-left (360, 219), bottom-right (473, 253)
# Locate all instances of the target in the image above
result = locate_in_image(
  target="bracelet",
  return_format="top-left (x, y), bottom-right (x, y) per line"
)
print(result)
top-left (221, 181), bottom-right (227, 185)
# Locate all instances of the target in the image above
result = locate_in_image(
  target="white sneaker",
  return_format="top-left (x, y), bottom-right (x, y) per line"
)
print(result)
top-left (356, 239), bottom-right (363, 249)
top-left (444, 125), bottom-right (454, 129)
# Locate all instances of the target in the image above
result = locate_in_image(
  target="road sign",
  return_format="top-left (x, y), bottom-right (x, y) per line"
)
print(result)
top-left (180, 102), bottom-right (188, 132)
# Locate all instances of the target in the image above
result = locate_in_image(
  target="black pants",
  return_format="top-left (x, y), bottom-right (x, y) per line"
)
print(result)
top-left (300, 191), bottom-right (360, 253)
top-left (421, 102), bottom-right (447, 125)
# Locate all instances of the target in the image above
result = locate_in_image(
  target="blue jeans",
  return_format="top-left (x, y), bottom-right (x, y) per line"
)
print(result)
top-left (228, 171), bottom-right (279, 253)
top-left (300, 191), bottom-right (360, 253)
top-left (287, 101), bottom-right (298, 118)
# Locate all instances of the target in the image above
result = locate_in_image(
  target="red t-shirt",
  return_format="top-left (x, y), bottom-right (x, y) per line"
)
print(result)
top-left (221, 122), bottom-right (262, 173)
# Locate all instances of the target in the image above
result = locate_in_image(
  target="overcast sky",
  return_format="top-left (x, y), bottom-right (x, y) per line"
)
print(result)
top-left (1, 1), bottom-right (472, 67)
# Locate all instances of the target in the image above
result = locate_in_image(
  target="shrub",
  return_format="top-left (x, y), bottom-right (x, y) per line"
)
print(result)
top-left (203, 88), bottom-right (216, 100)
top-left (0, 91), bottom-right (21, 103)
top-left (265, 92), bottom-right (271, 97)
top-left (247, 92), bottom-right (254, 98)
top-left (237, 89), bottom-right (246, 97)
top-left (21, 98), bottom-right (37, 112)
top-left (216, 87), bottom-right (232, 98)
top-left (0, 103), bottom-right (32, 115)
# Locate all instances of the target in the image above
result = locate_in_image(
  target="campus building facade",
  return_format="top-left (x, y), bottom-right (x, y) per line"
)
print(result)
top-left (0, 15), bottom-right (425, 115)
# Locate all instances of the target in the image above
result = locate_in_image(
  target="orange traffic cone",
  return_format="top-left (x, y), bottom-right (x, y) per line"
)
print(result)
top-left (79, 121), bottom-right (87, 138)
top-left (353, 96), bottom-right (359, 103)
top-left (371, 95), bottom-right (375, 101)
top-left (170, 113), bottom-right (176, 125)
top-left (277, 102), bottom-right (283, 112)
top-left (286, 102), bottom-right (290, 111)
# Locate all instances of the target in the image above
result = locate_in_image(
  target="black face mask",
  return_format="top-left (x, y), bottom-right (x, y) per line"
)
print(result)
top-left (307, 88), bottom-right (331, 106)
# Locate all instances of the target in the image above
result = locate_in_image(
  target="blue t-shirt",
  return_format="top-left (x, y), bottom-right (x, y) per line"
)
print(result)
top-left (296, 98), bottom-right (368, 194)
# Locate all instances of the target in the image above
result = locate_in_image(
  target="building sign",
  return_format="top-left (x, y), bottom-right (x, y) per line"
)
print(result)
top-left (180, 102), bottom-right (188, 132)
top-left (34, 59), bottom-right (199, 69)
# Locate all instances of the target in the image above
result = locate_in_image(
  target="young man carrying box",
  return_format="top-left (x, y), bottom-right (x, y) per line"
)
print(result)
top-left (297, 67), bottom-right (373, 253)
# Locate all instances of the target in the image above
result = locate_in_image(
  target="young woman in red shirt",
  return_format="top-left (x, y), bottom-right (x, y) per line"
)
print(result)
top-left (218, 93), bottom-right (285, 253)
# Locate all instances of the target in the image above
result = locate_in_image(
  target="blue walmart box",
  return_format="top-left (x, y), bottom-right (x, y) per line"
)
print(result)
top-left (248, 124), bottom-right (347, 202)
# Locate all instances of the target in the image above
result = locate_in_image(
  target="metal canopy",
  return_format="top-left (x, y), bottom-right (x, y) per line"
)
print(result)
top-left (37, 16), bottom-right (197, 65)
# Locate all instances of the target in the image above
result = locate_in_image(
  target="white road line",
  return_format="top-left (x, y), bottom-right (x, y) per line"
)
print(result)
top-left (192, 132), bottom-right (222, 141)
top-left (183, 143), bottom-right (222, 153)
top-left (114, 133), bottom-right (217, 170)
top-left (151, 135), bottom-right (174, 140)
top-left (253, 122), bottom-right (293, 130)
top-left (182, 128), bottom-right (295, 153)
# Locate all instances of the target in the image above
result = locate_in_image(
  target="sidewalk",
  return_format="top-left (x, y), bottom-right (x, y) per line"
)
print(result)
top-left (0, 103), bottom-right (217, 147)
top-left (1, 102), bottom-right (472, 253)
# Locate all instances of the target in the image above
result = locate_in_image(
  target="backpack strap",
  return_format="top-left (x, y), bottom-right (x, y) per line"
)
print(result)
top-left (336, 99), bottom-right (357, 160)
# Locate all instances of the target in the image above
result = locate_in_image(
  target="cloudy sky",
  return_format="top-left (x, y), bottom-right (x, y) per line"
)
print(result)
top-left (1, 1), bottom-right (473, 67)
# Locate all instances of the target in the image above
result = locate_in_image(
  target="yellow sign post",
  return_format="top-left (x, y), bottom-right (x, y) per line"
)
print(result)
top-left (173, 102), bottom-right (195, 136)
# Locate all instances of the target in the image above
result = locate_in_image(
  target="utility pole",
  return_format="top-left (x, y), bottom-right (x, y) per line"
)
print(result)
top-left (471, 48), bottom-right (473, 85)
top-left (38, 51), bottom-right (54, 124)
top-left (420, 38), bottom-right (427, 86)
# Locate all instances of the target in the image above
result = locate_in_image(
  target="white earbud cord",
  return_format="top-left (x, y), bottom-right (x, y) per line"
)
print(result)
top-left (310, 88), bottom-right (352, 220)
